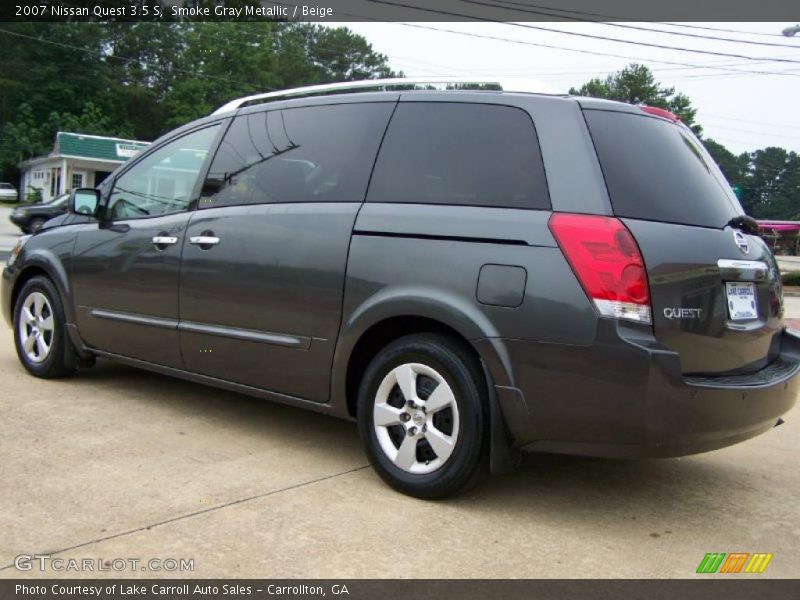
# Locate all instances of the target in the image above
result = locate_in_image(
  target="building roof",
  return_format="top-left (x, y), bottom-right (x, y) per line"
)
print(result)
top-left (54, 132), bottom-right (150, 162)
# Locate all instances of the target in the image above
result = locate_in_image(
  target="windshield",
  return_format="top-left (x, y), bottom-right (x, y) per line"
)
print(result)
top-left (584, 109), bottom-right (744, 228)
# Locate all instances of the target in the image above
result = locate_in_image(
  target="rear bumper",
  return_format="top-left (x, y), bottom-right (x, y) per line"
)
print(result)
top-left (475, 321), bottom-right (800, 458)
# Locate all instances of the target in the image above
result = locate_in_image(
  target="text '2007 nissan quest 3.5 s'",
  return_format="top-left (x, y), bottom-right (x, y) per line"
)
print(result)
top-left (3, 78), bottom-right (798, 498)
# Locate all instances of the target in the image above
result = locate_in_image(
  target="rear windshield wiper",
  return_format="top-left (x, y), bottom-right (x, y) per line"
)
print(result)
top-left (727, 215), bottom-right (759, 235)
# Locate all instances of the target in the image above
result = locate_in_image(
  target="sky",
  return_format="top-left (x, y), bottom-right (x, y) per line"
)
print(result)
top-left (334, 21), bottom-right (800, 155)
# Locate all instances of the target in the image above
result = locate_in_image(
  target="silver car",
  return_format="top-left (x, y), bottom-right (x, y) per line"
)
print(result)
top-left (0, 182), bottom-right (18, 201)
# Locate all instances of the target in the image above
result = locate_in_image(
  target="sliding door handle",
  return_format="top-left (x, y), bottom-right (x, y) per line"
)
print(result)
top-left (152, 235), bottom-right (178, 246)
top-left (189, 235), bottom-right (220, 245)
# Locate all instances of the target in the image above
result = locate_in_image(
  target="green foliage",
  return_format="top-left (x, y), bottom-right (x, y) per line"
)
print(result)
top-left (569, 63), bottom-right (701, 135)
top-left (782, 271), bottom-right (800, 287)
top-left (0, 22), bottom-right (396, 181)
top-left (704, 141), bottom-right (800, 220)
top-left (24, 186), bottom-right (42, 204)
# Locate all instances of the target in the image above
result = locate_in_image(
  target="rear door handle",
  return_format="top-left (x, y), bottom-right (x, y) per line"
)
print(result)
top-left (189, 236), bottom-right (220, 246)
top-left (152, 236), bottom-right (178, 246)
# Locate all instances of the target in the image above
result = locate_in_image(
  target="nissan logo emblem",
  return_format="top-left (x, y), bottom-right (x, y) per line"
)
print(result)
top-left (734, 230), bottom-right (749, 255)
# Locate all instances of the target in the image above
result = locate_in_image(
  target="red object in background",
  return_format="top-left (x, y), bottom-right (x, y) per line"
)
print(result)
top-left (758, 222), bottom-right (800, 232)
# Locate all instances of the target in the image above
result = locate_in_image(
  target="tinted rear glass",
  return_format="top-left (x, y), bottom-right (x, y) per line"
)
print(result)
top-left (367, 103), bottom-right (550, 210)
top-left (584, 110), bottom-right (742, 228)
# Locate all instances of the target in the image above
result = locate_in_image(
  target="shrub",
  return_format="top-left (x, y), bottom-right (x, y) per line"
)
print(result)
top-left (782, 271), bottom-right (800, 286)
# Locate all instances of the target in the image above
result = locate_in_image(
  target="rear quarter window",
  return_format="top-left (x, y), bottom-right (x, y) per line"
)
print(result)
top-left (367, 102), bottom-right (550, 210)
top-left (584, 109), bottom-right (742, 228)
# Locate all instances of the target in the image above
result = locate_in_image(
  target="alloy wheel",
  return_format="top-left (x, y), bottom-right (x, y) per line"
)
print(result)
top-left (18, 291), bottom-right (54, 363)
top-left (372, 362), bottom-right (460, 475)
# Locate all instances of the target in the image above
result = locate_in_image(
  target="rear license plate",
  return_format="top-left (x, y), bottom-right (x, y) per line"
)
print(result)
top-left (726, 282), bottom-right (758, 320)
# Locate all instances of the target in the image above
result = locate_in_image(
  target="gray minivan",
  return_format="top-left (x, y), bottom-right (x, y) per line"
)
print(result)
top-left (3, 79), bottom-right (798, 498)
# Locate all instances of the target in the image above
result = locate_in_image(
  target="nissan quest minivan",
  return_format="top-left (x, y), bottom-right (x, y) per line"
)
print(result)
top-left (3, 78), bottom-right (798, 498)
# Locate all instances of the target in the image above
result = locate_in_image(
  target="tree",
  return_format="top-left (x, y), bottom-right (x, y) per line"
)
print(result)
top-left (744, 148), bottom-right (800, 219)
top-left (0, 21), bottom-right (397, 181)
top-left (703, 139), bottom-right (748, 193)
top-left (569, 63), bottom-right (701, 135)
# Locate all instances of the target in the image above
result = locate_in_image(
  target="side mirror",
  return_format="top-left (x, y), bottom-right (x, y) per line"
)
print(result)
top-left (69, 188), bottom-right (100, 216)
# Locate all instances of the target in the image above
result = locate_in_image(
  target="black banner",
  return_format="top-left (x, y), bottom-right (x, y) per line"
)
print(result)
top-left (3, 580), bottom-right (800, 600)
top-left (2, 0), bottom-right (800, 23)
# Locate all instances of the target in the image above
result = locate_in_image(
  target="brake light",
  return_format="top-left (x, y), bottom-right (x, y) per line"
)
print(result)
top-left (639, 105), bottom-right (680, 122)
top-left (548, 213), bottom-right (651, 324)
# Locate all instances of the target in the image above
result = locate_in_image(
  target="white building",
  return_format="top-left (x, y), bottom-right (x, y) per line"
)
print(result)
top-left (19, 132), bottom-right (150, 202)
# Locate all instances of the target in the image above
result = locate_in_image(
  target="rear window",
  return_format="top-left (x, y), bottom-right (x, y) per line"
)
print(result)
top-left (584, 110), bottom-right (742, 228)
top-left (367, 102), bottom-right (550, 210)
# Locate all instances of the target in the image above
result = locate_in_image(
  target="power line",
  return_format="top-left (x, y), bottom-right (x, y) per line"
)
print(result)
top-left (700, 123), bottom-right (800, 141)
top-left (702, 114), bottom-right (800, 131)
top-left (667, 66), bottom-right (800, 81)
top-left (266, 0), bottom-right (799, 76)
top-left (383, 21), bottom-right (800, 77)
top-left (705, 135), bottom-right (787, 148)
top-left (365, 0), bottom-right (800, 65)
top-left (660, 22), bottom-right (785, 38)
top-left (458, 0), bottom-right (800, 49)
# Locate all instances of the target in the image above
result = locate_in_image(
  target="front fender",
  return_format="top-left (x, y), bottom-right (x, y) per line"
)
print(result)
top-left (2, 226), bottom-right (83, 353)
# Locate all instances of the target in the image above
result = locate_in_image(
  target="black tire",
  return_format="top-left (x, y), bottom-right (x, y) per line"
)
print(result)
top-left (357, 333), bottom-right (489, 499)
top-left (13, 276), bottom-right (78, 378)
top-left (28, 218), bottom-right (46, 233)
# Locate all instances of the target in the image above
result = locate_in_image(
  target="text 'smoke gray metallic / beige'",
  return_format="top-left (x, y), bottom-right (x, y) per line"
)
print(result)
top-left (3, 78), bottom-right (798, 498)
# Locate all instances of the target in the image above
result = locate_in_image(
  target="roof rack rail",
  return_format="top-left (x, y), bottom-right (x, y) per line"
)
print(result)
top-left (211, 77), bottom-right (563, 115)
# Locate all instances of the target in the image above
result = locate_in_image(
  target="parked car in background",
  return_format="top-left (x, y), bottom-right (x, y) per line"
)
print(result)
top-left (9, 193), bottom-right (69, 233)
top-left (2, 78), bottom-right (798, 498)
top-left (0, 182), bottom-right (18, 201)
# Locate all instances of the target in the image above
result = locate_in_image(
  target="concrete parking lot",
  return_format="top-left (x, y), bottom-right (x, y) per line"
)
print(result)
top-left (0, 210), bottom-right (798, 579)
top-left (0, 324), bottom-right (799, 579)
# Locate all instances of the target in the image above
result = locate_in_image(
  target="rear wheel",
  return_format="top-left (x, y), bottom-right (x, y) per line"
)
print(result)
top-left (357, 333), bottom-right (489, 498)
top-left (13, 276), bottom-right (77, 378)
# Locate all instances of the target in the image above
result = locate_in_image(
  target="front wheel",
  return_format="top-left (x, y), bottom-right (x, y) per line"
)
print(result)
top-left (357, 333), bottom-right (489, 499)
top-left (13, 276), bottom-right (77, 378)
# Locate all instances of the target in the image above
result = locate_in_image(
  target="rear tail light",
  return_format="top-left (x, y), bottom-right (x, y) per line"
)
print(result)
top-left (549, 213), bottom-right (652, 324)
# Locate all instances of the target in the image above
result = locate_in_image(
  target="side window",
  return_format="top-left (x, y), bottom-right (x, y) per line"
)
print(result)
top-left (367, 103), bottom-right (550, 210)
top-left (106, 125), bottom-right (220, 220)
top-left (200, 103), bottom-right (394, 208)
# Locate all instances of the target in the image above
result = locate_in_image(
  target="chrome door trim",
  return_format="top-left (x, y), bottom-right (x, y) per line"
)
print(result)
top-left (178, 321), bottom-right (311, 349)
top-left (88, 309), bottom-right (311, 349)
top-left (88, 308), bottom-right (178, 330)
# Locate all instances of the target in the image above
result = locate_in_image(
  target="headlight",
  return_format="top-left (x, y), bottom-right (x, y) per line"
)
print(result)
top-left (7, 235), bottom-right (31, 268)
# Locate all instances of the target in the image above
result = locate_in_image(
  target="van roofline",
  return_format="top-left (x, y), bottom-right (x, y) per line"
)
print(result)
top-left (211, 77), bottom-right (568, 115)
